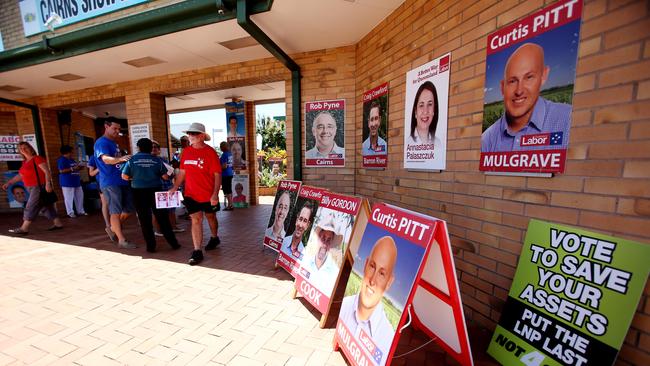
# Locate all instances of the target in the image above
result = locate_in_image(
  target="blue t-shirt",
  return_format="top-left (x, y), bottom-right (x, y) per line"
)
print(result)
top-left (121, 152), bottom-right (166, 189)
top-left (220, 150), bottom-right (234, 177)
top-left (57, 156), bottom-right (81, 187)
top-left (94, 136), bottom-right (128, 187)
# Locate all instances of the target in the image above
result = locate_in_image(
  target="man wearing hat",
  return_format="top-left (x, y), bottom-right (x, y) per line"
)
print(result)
top-left (302, 213), bottom-right (344, 295)
top-left (169, 123), bottom-right (222, 265)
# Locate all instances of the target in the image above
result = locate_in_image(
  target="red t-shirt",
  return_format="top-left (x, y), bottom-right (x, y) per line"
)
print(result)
top-left (180, 145), bottom-right (222, 202)
top-left (19, 156), bottom-right (47, 187)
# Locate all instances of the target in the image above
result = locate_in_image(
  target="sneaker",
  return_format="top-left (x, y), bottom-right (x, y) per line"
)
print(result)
top-left (154, 231), bottom-right (164, 237)
top-left (172, 227), bottom-right (185, 233)
top-left (188, 250), bottom-right (203, 265)
top-left (68, 213), bottom-right (77, 218)
top-left (205, 236), bottom-right (221, 250)
top-left (118, 240), bottom-right (138, 249)
top-left (8, 227), bottom-right (28, 235)
top-left (105, 227), bottom-right (117, 242)
top-left (80, 212), bottom-right (89, 216)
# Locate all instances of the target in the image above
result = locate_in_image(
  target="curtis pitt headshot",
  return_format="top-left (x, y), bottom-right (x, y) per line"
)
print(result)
top-left (305, 111), bottom-right (344, 159)
top-left (339, 236), bottom-right (397, 366)
top-left (481, 42), bottom-right (572, 152)
top-left (362, 100), bottom-right (387, 156)
top-left (281, 201), bottom-right (314, 260)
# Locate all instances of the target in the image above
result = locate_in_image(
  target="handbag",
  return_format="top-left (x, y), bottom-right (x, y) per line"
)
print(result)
top-left (33, 160), bottom-right (58, 206)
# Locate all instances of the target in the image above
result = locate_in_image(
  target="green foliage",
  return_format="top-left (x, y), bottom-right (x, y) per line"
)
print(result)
top-left (259, 165), bottom-right (285, 188)
top-left (257, 115), bottom-right (286, 150)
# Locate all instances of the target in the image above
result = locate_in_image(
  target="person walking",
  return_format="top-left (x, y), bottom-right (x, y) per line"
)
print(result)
top-left (57, 145), bottom-right (88, 218)
top-left (94, 119), bottom-right (135, 248)
top-left (169, 123), bottom-right (222, 265)
top-left (219, 141), bottom-right (234, 211)
top-left (121, 138), bottom-right (180, 253)
top-left (2, 142), bottom-right (63, 234)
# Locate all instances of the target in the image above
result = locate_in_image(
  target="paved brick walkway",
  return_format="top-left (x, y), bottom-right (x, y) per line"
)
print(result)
top-left (0, 199), bottom-right (497, 365)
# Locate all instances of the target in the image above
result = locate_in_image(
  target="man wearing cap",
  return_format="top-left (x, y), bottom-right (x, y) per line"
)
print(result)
top-left (339, 236), bottom-right (397, 366)
top-left (169, 123), bottom-right (222, 265)
top-left (302, 213), bottom-right (343, 295)
top-left (94, 119), bottom-right (135, 248)
top-left (281, 201), bottom-right (314, 260)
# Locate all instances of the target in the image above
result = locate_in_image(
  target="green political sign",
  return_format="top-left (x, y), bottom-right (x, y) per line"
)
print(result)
top-left (488, 219), bottom-right (650, 366)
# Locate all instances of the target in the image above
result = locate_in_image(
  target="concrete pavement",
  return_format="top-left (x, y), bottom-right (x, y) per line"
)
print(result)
top-left (0, 200), bottom-right (496, 365)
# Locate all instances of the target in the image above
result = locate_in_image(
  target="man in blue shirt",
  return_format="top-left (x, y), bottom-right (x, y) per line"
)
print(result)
top-left (339, 236), bottom-right (397, 366)
top-left (94, 119), bottom-right (135, 248)
top-left (57, 145), bottom-right (87, 218)
top-left (219, 141), bottom-right (234, 211)
top-left (361, 101), bottom-right (387, 156)
top-left (122, 138), bottom-right (180, 253)
top-left (481, 43), bottom-right (572, 152)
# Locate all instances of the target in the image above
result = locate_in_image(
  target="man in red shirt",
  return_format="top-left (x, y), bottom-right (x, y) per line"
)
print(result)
top-left (170, 123), bottom-right (222, 265)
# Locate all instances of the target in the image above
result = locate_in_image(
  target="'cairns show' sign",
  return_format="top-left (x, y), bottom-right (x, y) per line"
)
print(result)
top-left (19, 0), bottom-right (149, 36)
top-left (488, 219), bottom-right (650, 366)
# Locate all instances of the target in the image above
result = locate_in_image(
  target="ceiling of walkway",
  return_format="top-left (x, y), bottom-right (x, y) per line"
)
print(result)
top-left (0, 0), bottom-right (404, 113)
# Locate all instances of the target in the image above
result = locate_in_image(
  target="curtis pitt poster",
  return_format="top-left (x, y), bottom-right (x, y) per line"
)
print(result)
top-left (480, 0), bottom-right (583, 174)
top-left (487, 219), bottom-right (650, 366)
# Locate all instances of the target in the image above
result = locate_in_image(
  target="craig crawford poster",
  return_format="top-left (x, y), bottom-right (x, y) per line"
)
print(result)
top-left (263, 180), bottom-right (302, 251)
top-left (305, 99), bottom-right (345, 167)
top-left (336, 203), bottom-right (431, 366)
top-left (488, 219), bottom-right (650, 366)
top-left (362, 83), bottom-right (389, 169)
top-left (295, 192), bottom-right (360, 314)
top-left (276, 185), bottom-right (326, 278)
top-left (480, 0), bottom-right (583, 174)
top-left (403, 53), bottom-right (450, 171)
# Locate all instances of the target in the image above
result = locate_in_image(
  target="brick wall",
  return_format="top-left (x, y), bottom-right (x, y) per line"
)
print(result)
top-left (354, 0), bottom-right (650, 365)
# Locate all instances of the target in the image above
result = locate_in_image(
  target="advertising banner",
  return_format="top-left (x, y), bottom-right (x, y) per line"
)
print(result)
top-left (3, 171), bottom-right (28, 208)
top-left (362, 83), bottom-right (389, 169)
top-left (129, 124), bottom-right (150, 155)
top-left (226, 101), bottom-right (247, 171)
top-left (19, 0), bottom-right (148, 37)
top-left (263, 180), bottom-right (302, 251)
top-left (295, 192), bottom-right (361, 314)
top-left (480, 0), bottom-right (583, 174)
top-left (0, 136), bottom-right (22, 161)
top-left (488, 219), bottom-right (650, 366)
top-left (276, 186), bottom-right (327, 278)
top-left (403, 53), bottom-right (450, 171)
top-left (232, 174), bottom-right (249, 208)
top-left (305, 99), bottom-right (345, 167)
top-left (336, 203), bottom-right (432, 366)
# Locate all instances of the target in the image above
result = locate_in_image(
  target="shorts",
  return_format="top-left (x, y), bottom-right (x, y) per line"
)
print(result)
top-left (183, 196), bottom-right (220, 215)
top-left (102, 185), bottom-right (135, 215)
top-left (222, 175), bottom-right (233, 194)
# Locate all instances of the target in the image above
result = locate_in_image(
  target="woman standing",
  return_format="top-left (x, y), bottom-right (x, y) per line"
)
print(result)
top-left (1, 142), bottom-right (63, 234)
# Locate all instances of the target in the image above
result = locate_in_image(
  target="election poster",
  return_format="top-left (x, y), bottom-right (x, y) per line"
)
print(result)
top-left (336, 203), bottom-right (432, 366)
top-left (232, 174), bottom-right (249, 208)
top-left (129, 124), bottom-right (150, 155)
top-left (263, 180), bottom-right (302, 251)
top-left (362, 83), bottom-right (389, 169)
top-left (155, 191), bottom-right (182, 209)
top-left (480, 0), bottom-right (583, 174)
top-left (22, 134), bottom-right (39, 155)
top-left (295, 192), bottom-right (361, 314)
top-left (276, 185), bottom-right (327, 278)
top-left (487, 219), bottom-right (650, 366)
top-left (3, 171), bottom-right (28, 209)
top-left (305, 99), bottom-right (345, 167)
top-left (229, 138), bottom-right (247, 171)
top-left (0, 135), bottom-right (22, 161)
top-left (403, 53), bottom-right (450, 171)
top-left (226, 101), bottom-right (246, 139)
